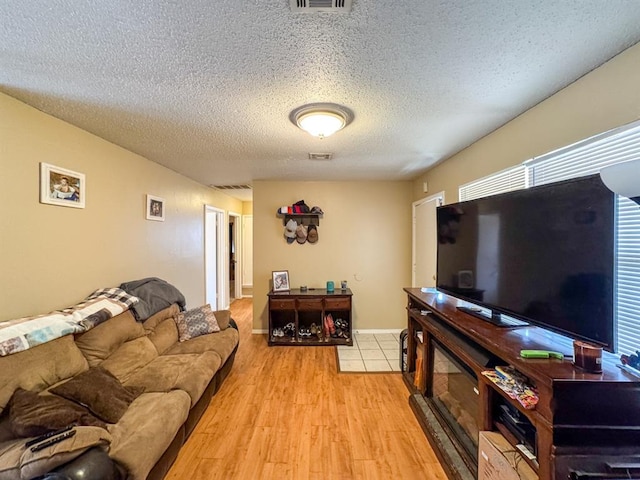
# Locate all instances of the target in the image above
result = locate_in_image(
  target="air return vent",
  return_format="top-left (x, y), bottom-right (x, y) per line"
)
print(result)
top-left (308, 153), bottom-right (333, 160)
top-left (211, 184), bottom-right (252, 191)
top-left (290, 0), bottom-right (352, 13)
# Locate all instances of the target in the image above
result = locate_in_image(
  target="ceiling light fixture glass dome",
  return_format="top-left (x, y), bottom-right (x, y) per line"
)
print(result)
top-left (290, 103), bottom-right (354, 139)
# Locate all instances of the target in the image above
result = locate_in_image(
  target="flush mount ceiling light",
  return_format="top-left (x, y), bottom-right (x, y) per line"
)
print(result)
top-left (290, 103), bottom-right (354, 139)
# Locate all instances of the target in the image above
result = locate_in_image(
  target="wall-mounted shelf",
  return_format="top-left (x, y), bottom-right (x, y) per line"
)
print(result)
top-left (278, 213), bottom-right (322, 226)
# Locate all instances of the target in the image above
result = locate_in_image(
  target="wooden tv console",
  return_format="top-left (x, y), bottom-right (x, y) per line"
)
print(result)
top-left (404, 288), bottom-right (640, 480)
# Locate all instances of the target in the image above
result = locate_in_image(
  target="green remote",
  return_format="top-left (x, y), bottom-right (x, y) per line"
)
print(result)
top-left (520, 349), bottom-right (564, 359)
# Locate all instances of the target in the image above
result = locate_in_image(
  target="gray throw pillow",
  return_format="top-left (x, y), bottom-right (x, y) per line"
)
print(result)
top-left (175, 304), bottom-right (221, 342)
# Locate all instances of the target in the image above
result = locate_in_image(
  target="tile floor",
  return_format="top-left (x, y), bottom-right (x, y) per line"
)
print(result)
top-left (337, 332), bottom-right (402, 372)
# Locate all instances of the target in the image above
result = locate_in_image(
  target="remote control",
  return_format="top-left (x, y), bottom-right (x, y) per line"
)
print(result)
top-left (25, 425), bottom-right (75, 448)
top-left (30, 430), bottom-right (76, 452)
top-left (520, 349), bottom-right (564, 359)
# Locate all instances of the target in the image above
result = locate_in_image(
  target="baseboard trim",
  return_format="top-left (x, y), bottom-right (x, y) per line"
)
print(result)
top-left (353, 329), bottom-right (404, 335)
top-left (242, 295), bottom-right (253, 298)
top-left (252, 329), bottom-right (268, 334)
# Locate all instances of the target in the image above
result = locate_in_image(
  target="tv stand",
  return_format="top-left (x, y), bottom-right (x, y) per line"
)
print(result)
top-left (405, 288), bottom-right (640, 480)
top-left (455, 306), bottom-right (528, 328)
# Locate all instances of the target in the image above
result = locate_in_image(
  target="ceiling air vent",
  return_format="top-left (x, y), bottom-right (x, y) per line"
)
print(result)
top-left (211, 184), bottom-right (252, 191)
top-left (290, 0), bottom-right (352, 13)
top-left (308, 152), bottom-right (333, 160)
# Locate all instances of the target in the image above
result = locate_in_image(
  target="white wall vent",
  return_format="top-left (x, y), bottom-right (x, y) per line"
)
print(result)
top-left (308, 152), bottom-right (333, 160)
top-left (290, 0), bottom-right (352, 13)
top-left (211, 184), bottom-right (252, 190)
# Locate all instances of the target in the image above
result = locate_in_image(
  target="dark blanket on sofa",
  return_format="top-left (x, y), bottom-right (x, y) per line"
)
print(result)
top-left (120, 278), bottom-right (186, 321)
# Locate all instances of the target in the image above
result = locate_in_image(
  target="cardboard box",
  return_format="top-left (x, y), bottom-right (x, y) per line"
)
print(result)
top-left (478, 431), bottom-right (538, 480)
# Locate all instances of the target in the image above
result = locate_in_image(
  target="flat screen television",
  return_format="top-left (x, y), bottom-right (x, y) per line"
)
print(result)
top-left (436, 174), bottom-right (615, 351)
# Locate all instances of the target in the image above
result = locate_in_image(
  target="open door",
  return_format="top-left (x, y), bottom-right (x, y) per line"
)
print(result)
top-left (228, 211), bottom-right (242, 302)
top-left (205, 206), bottom-right (226, 310)
top-left (412, 192), bottom-right (444, 288)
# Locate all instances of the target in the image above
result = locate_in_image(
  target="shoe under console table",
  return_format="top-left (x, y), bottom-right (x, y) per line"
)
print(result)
top-left (268, 288), bottom-right (353, 346)
top-left (403, 287), bottom-right (640, 480)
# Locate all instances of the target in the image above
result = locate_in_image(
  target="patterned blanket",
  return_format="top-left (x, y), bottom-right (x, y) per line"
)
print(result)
top-left (0, 288), bottom-right (139, 357)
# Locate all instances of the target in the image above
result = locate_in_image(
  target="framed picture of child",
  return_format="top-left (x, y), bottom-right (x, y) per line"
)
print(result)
top-left (40, 163), bottom-right (85, 208)
top-left (272, 270), bottom-right (290, 292)
top-left (146, 194), bottom-right (165, 221)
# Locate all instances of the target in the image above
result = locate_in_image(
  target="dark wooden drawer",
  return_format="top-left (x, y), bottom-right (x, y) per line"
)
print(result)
top-left (296, 298), bottom-right (324, 310)
top-left (324, 297), bottom-right (351, 310)
top-left (270, 299), bottom-right (296, 310)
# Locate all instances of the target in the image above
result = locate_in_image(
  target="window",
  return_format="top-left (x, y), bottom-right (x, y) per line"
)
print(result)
top-left (459, 165), bottom-right (527, 202)
top-left (459, 120), bottom-right (640, 354)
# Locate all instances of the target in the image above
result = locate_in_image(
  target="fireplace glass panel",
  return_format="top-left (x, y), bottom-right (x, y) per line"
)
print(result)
top-left (430, 340), bottom-right (480, 462)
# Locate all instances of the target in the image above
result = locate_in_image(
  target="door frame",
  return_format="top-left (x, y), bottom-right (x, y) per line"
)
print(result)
top-left (242, 214), bottom-right (253, 297)
top-left (204, 205), bottom-right (227, 310)
top-left (412, 192), bottom-right (444, 287)
top-left (228, 211), bottom-right (242, 302)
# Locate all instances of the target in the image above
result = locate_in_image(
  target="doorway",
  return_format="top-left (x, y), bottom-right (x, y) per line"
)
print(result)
top-left (205, 206), bottom-right (226, 310)
top-left (412, 192), bottom-right (444, 288)
top-left (228, 211), bottom-right (242, 302)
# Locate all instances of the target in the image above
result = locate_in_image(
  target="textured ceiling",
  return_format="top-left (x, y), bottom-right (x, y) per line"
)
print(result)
top-left (2, 1), bottom-right (640, 201)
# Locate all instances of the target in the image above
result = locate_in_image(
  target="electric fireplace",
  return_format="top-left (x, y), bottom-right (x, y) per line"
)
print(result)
top-left (428, 339), bottom-right (480, 467)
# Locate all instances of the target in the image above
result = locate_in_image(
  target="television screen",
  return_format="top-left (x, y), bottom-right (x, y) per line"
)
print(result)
top-left (436, 174), bottom-right (615, 351)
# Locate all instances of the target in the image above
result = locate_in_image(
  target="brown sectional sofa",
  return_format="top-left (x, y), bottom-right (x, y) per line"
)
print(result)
top-left (0, 303), bottom-right (239, 480)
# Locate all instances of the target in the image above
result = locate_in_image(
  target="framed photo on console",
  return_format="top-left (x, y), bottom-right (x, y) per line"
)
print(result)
top-left (272, 270), bottom-right (290, 292)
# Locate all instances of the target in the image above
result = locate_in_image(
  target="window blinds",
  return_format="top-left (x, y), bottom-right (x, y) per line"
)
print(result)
top-left (458, 165), bottom-right (527, 202)
top-left (526, 121), bottom-right (640, 354)
top-left (457, 120), bottom-right (640, 354)
top-left (525, 121), bottom-right (640, 186)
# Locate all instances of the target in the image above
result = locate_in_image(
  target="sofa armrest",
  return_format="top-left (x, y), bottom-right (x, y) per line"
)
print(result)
top-left (229, 318), bottom-right (238, 330)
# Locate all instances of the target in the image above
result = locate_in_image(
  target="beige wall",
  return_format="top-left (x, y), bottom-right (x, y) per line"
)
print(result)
top-left (0, 92), bottom-right (242, 320)
top-left (414, 42), bottom-right (640, 203)
top-left (242, 201), bottom-right (253, 215)
top-left (253, 181), bottom-right (413, 331)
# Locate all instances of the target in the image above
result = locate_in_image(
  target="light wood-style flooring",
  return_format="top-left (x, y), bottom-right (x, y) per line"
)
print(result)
top-left (166, 298), bottom-right (447, 479)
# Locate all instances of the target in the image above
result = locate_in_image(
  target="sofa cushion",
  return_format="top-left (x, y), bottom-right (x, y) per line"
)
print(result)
top-left (0, 426), bottom-right (111, 480)
top-left (175, 305), bottom-right (220, 342)
top-left (99, 336), bottom-right (158, 383)
top-left (165, 327), bottom-right (239, 365)
top-left (146, 318), bottom-right (179, 355)
top-left (107, 391), bottom-right (190, 480)
top-left (8, 389), bottom-right (106, 438)
top-left (212, 309), bottom-right (231, 330)
top-left (0, 336), bottom-right (88, 415)
top-left (123, 352), bottom-right (221, 406)
top-left (50, 367), bottom-right (144, 424)
top-left (74, 310), bottom-right (145, 367)
top-left (142, 304), bottom-right (180, 332)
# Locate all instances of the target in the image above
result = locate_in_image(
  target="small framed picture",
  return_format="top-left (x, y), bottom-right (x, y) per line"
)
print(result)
top-left (146, 194), bottom-right (165, 221)
top-left (40, 163), bottom-right (85, 208)
top-left (272, 270), bottom-right (290, 292)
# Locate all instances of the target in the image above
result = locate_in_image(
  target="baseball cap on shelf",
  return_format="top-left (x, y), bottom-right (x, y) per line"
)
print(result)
top-left (284, 219), bottom-right (297, 244)
top-left (296, 224), bottom-right (308, 244)
top-left (310, 206), bottom-right (324, 215)
top-left (307, 224), bottom-right (318, 244)
top-left (293, 200), bottom-right (310, 213)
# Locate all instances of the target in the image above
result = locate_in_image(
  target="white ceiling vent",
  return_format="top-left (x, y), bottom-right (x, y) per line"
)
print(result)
top-left (290, 0), bottom-right (352, 13)
top-left (308, 152), bottom-right (333, 160)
